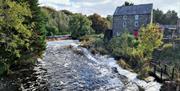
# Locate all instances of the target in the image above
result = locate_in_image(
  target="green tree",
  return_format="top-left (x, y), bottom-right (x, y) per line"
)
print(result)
top-left (26, 0), bottom-right (47, 56)
top-left (61, 10), bottom-right (73, 16)
top-left (108, 32), bottom-right (136, 58)
top-left (164, 10), bottom-right (178, 25)
top-left (138, 24), bottom-right (163, 58)
top-left (124, 1), bottom-right (134, 6)
top-left (0, 0), bottom-right (47, 75)
top-left (41, 7), bottom-right (70, 35)
top-left (153, 9), bottom-right (178, 25)
top-left (153, 9), bottom-right (164, 24)
top-left (106, 15), bottom-right (113, 29)
top-left (45, 26), bottom-right (59, 36)
top-left (0, 0), bottom-right (32, 74)
top-left (88, 13), bottom-right (110, 34)
top-left (70, 14), bottom-right (94, 39)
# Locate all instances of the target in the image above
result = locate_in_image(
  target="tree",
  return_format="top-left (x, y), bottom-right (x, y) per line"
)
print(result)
top-left (0, 0), bottom-right (32, 74)
top-left (153, 9), bottom-right (178, 25)
top-left (88, 13), bottom-right (110, 34)
top-left (124, 1), bottom-right (134, 6)
top-left (26, 0), bottom-right (47, 56)
top-left (45, 26), bottom-right (58, 36)
top-left (0, 0), bottom-right (47, 75)
top-left (153, 9), bottom-right (164, 24)
top-left (164, 10), bottom-right (178, 25)
top-left (138, 24), bottom-right (163, 58)
top-left (108, 32), bottom-right (136, 58)
top-left (61, 10), bottom-right (73, 16)
top-left (106, 15), bottom-right (113, 29)
top-left (70, 14), bottom-right (94, 39)
top-left (41, 7), bottom-right (70, 35)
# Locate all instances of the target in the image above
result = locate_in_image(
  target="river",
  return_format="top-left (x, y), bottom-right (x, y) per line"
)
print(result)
top-left (0, 40), bottom-right (161, 91)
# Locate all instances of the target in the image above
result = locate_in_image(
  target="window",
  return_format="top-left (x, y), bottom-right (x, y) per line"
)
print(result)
top-left (123, 21), bottom-right (127, 28)
top-left (135, 15), bottom-right (139, 20)
top-left (116, 32), bottom-right (120, 36)
top-left (134, 21), bottom-right (139, 27)
top-left (123, 15), bottom-right (127, 20)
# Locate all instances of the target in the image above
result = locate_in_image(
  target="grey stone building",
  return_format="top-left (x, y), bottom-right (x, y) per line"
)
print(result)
top-left (177, 19), bottom-right (180, 38)
top-left (159, 25), bottom-right (177, 38)
top-left (113, 4), bottom-right (153, 36)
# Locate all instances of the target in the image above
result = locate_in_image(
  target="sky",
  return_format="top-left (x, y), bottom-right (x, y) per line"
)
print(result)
top-left (38, 0), bottom-right (180, 17)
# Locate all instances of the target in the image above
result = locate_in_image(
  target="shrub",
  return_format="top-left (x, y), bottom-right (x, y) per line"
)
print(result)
top-left (138, 24), bottom-right (163, 59)
top-left (80, 34), bottom-right (103, 48)
top-left (117, 59), bottom-right (130, 69)
top-left (108, 24), bottom-right (163, 77)
top-left (108, 32), bottom-right (142, 59)
top-left (80, 35), bottom-right (97, 48)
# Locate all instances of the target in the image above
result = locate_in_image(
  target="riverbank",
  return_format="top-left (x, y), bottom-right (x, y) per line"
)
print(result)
top-left (0, 60), bottom-right (48, 91)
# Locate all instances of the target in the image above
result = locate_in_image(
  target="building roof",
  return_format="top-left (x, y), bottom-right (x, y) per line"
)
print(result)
top-left (159, 25), bottom-right (177, 30)
top-left (114, 4), bottom-right (153, 16)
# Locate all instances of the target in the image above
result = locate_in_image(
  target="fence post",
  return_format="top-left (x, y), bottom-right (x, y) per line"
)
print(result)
top-left (176, 80), bottom-right (180, 91)
top-left (154, 65), bottom-right (156, 74)
top-left (172, 67), bottom-right (175, 80)
top-left (161, 68), bottom-right (163, 81)
top-left (164, 65), bottom-right (167, 74)
top-left (158, 61), bottom-right (161, 66)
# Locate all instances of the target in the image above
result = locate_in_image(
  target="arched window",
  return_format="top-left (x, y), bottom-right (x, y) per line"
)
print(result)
top-left (123, 15), bottom-right (127, 20)
top-left (135, 15), bottom-right (139, 20)
top-left (134, 21), bottom-right (139, 27)
top-left (123, 21), bottom-right (127, 28)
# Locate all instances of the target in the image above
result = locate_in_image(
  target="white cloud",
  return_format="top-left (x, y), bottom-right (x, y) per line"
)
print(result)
top-left (72, 0), bottom-right (111, 7)
top-left (39, 0), bottom-right (180, 17)
top-left (39, 0), bottom-right (71, 5)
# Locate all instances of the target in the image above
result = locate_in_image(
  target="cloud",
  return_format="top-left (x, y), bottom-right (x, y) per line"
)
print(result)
top-left (38, 0), bottom-right (180, 17)
top-left (39, 0), bottom-right (71, 5)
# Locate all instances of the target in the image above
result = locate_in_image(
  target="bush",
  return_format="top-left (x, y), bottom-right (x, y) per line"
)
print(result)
top-left (117, 59), bottom-right (130, 69)
top-left (80, 35), bottom-right (98, 48)
top-left (80, 34), bottom-right (108, 55)
top-left (108, 24), bottom-right (163, 77)
top-left (108, 32), bottom-right (142, 59)
top-left (138, 24), bottom-right (163, 58)
top-left (80, 34), bottom-right (103, 47)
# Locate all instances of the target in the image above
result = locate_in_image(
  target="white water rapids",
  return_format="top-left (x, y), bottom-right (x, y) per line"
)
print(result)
top-left (47, 40), bottom-right (162, 91)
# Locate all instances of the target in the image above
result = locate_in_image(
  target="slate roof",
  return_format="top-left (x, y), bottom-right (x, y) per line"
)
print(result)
top-left (114, 4), bottom-right (153, 16)
top-left (160, 25), bottom-right (177, 30)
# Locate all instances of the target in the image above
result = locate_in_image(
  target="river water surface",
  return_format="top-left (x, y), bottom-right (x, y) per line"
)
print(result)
top-left (0, 40), bottom-right (161, 91)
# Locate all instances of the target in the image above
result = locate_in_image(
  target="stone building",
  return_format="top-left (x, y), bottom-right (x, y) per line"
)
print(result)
top-left (159, 25), bottom-right (177, 39)
top-left (177, 19), bottom-right (180, 37)
top-left (113, 4), bottom-right (153, 36)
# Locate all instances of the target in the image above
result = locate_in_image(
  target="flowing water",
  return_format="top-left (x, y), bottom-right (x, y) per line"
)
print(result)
top-left (0, 40), bottom-right (161, 91)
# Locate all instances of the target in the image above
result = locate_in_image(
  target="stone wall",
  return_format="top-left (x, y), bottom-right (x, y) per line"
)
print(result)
top-left (113, 14), bottom-right (151, 36)
top-left (177, 19), bottom-right (180, 38)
